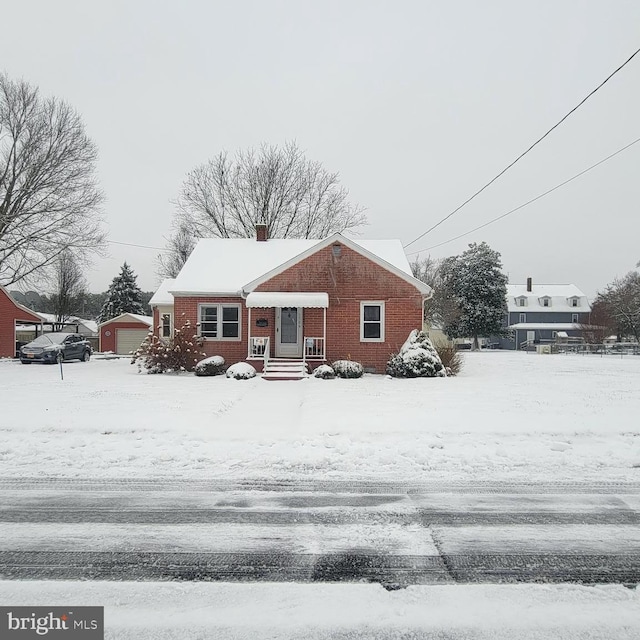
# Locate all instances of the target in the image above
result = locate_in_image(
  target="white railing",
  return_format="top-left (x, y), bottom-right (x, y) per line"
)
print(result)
top-left (303, 336), bottom-right (325, 360)
top-left (248, 336), bottom-right (270, 360)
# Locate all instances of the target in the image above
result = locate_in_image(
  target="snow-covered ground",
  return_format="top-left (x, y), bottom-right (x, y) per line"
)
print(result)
top-left (1, 581), bottom-right (638, 639)
top-left (1, 351), bottom-right (639, 482)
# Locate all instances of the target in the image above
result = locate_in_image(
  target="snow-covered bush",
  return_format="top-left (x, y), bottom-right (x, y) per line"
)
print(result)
top-left (226, 362), bottom-right (256, 380)
top-left (195, 355), bottom-right (225, 377)
top-left (132, 318), bottom-right (206, 374)
top-left (332, 360), bottom-right (364, 379)
top-left (313, 364), bottom-right (335, 379)
top-left (386, 330), bottom-right (446, 378)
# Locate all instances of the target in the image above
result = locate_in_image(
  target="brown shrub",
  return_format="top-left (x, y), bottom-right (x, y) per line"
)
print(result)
top-left (433, 340), bottom-right (463, 376)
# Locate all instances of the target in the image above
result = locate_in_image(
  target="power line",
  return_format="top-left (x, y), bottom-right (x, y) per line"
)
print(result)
top-left (108, 239), bottom-right (170, 252)
top-left (406, 136), bottom-right (640, 256)
top-left (403, 45), bottom-right (640, 250)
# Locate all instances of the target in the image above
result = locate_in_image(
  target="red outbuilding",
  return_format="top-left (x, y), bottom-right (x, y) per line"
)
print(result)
top-left (99, 313), bottom-right (153, 355)
top-left (0, 285), bottom-right (44, 359)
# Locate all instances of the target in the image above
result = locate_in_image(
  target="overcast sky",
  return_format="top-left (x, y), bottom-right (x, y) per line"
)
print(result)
top-left (2, 0), bottom-right (639, 298)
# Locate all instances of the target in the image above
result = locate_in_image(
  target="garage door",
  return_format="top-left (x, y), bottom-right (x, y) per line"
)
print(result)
top-left (116, 329), bottom-right (149, 355)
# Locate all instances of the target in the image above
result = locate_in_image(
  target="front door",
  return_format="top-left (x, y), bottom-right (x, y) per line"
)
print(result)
top-left (275, 307), bottom-right (303, 357)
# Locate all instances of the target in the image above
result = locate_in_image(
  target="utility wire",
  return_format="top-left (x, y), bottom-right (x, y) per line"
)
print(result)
top-left (406, 136), bottom-right (640, 256)
top-left (108, 239), bottom-right (170, 252)
top-left (403, 45), bottom-right (640, 250)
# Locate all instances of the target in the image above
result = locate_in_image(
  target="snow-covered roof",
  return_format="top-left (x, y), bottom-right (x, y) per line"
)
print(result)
top-left (149, 279), bottom-right (176, 306)
top-left (99, 313), bottom-right (153, 327)
top-left (246, 292), bottom-right (329, 308)
top-left (509, 323), bottom-right (582, 330)
top-left (169, 233), bottom-right (430, 297)
top-left (507, 284), bottom-right (590, 313)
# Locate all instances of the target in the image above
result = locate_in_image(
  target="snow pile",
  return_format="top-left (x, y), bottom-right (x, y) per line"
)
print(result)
top-left (386, 330), bottom-right (446, 378)
top-left (226, 362), bottom-right (256, 380)
top-left (332, 360), bottom-right (364, 378)
top-left (195, 355), bottom-right (225, 377)
top-left (313, 364), bottom-right (335, 379)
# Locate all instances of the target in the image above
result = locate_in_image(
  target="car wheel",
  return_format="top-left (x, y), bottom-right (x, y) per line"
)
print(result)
top-left (82, 350), bottom-right (90, 362)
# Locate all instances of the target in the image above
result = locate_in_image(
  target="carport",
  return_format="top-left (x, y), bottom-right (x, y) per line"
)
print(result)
top-left (0, 285), bottom-right (44, 358)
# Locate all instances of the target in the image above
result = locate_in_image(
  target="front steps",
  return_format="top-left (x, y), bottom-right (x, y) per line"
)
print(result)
top-left (262, 359), bottom-right (308, 381)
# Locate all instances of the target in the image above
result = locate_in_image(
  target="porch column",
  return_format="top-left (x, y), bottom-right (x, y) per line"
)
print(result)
top-left (247, 307), bottom-right (252, 358)
top-left (323, 307), bottom-right (327, 359)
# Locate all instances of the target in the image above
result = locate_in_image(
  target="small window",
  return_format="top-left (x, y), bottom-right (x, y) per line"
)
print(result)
top-left (222, 306), bottom-right (239, 338)
top-left (361, 302), bottom-right (385, 342)
top-left (541, 297), bottom-right (551, 307)
top-left (161, 313), bottom-right (172, 338)
top-left (200, 306), bottom-right (218, 338)
top-left (519, 313), bottom-right (526, 323)
top-left (572, 313), bottom-right (579, 323)
top-left (571, 298), bottom-right (579, 307)
top-left (516, 297), bottom-right (526, 307)
top-left (552, 331), bottom-right (557, 338)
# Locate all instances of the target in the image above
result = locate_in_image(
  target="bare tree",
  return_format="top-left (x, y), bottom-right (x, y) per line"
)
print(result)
top-left (580, 297), bottom-right (614, 344)
top-left (49, 250), bottom-right (88, 330)
top-left (411, 254), bottom-right (460, 330)
top-left (0, 73), bottom-right (105, 286)
top-left (597, 271), bottom-right (640, 342)
top-left (156, 222), bottom-right (197, 279)
top-left (173, 142), bottom-right (366, 243)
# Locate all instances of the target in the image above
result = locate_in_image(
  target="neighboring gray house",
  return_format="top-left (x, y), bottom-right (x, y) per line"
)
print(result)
top-left (496, 278), bottom-right (591, 350)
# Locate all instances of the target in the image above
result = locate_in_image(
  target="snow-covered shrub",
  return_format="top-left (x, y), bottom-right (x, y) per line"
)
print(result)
top-left (226, 362), bottom-right (256, 380)
top-left (195, 355), bottom-right (226, 377)
top-left (432, 340), bottom-right (462, 376)
top-left (332, 360), bottom-right (364, 379)
top-left (386, 330), bottom-right (446, 378)
top-left (313, 364), bottom-right (335, 379)
top-left (132, 318), bottom-right (206, 374)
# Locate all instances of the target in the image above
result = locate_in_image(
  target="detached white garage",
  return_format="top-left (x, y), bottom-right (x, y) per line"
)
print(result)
top-left (99, 313), bottom-right (153, 354)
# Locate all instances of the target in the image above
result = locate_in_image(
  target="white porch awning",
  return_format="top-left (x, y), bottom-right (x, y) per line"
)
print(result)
top-left (246, 292), bottom-right (329, 308)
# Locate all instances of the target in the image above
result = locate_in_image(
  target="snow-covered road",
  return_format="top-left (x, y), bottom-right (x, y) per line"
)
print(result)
top-left (1, 477), bottom-right (639, 585)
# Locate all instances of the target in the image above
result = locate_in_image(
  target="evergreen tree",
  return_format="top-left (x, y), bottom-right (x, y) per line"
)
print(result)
top-left (98, 262), bottom-right (146, 322)
top-left (441, 242), bottom-right (509, 350)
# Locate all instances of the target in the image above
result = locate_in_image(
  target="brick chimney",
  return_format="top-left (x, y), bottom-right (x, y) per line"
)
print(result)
top-left (256, 224), bottom-right (268, 242)
top-left (526, 277), bottom-right (532, 292)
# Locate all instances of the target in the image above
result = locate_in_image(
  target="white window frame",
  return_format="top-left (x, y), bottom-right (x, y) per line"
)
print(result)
top-left (572, 313), bottom-right (579, 323)
top-left (541, 297), bottom-right (551, 307)
top-left (519, 313), bottom-right (526, 323)
top-left (360, 301), bottom-right (385, 342)
top-left (160, 313), bottom-right (172, 339)
top-left (570, 297), bottom-right (579, 307)
top-left (516, 297), bottom-right (526, 307)
top-left (198, 303), bottom-right (242, 341)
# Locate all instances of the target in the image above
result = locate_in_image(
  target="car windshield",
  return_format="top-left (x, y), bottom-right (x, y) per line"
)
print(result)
top-left (28, 334), bottom-right (68, 347)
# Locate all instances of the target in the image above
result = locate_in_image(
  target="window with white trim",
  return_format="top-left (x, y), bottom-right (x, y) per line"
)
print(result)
top-left (541, 297), bottom-right (551, 307)
top-left (519, 313), bottom-right (526, 323)
top-left (198, 304), bottom-right (241, 340)
top-left (161, 313), bottom-right (172, 338)
top-left (360, 301), bottom-right (385, 342)
top-left (572, 313), bottom-right (579, 323)
top-left (570, 297), bottom-right (579, 307)
top-left (516, 297), bottom-right (526, 307)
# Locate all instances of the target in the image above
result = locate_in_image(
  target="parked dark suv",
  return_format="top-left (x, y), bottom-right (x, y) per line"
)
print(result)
top-left (20, 333), bottom-right (91, 364)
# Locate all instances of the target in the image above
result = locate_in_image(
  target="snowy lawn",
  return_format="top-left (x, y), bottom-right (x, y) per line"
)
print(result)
top-left (0, 351), bottom-right (639, 482)
top-left (0, 581), bottom-right (638, 639)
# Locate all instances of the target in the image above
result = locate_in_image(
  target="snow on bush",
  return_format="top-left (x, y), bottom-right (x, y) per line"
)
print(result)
top-left (226, 362), bottom-right (256, 380)
top-left (313, 364), bottom-right (335, 379)
top-left (332, 360), bottom-right (364, 379)
top-left (386, 330), bottom-right (446, 378)
top-left (194, 355), bottom-right (226, 377)
top-left (131, 318), bottom-right (206, 374)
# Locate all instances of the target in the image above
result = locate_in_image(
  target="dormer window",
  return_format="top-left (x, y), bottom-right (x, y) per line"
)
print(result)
top-left (516, 297), bottom-right (527, 307)
top-left (569, 297), bottom-right (579, 307)
top-left (540, 296), bottom-right (552, 308)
